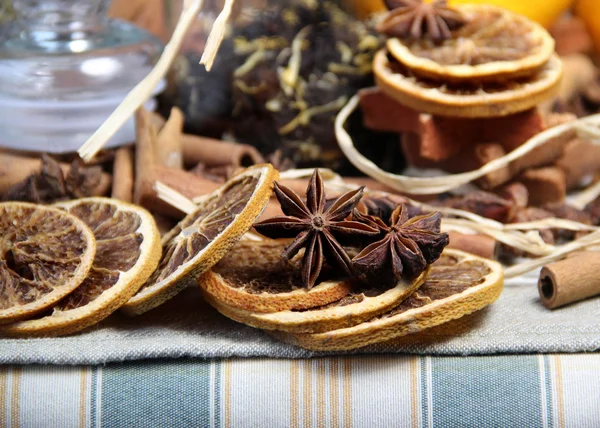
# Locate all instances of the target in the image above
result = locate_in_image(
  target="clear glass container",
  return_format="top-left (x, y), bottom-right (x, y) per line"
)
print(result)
top-left (0, 0), bottom-right (165, 153)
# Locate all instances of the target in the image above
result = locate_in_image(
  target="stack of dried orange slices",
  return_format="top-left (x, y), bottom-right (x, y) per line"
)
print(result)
top-left (199, 238), bottom-right (503, 351)
top-left (0, 164), bottom-right (279, 337)
top-left (374, 4), bottom-right (563, 117)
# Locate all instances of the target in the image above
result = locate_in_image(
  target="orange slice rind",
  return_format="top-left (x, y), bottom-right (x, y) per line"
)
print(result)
top-left (387, 5), bottom-right (556, 82)
top-left (374, 49), bottom-right (563, 117)
top-left (0, 198), bottom-right (161, 337)
top-left (121, 164), bottom-right (278, 316)
top-left (198, 239), bottom-right (353, 313)
top-left (270, 249), bottom-right (503, 351)
top-left (0, 202), bottom-right (96, 324)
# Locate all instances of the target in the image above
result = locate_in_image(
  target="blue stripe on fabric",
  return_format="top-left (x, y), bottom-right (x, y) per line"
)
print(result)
top-left (421, 356), bottom-right (430, 428)
top-left (543, 355), bottom-right (554, 428)
top-left (90, 367), bottom-right (97, 428)
top-left (100, 359), bottom-right (214, 428)
top-left (430, 355), bottom-right (543, 428)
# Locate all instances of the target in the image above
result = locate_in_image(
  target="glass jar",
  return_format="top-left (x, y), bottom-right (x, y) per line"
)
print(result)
top-left (0, 0), bottom-right (164, 153)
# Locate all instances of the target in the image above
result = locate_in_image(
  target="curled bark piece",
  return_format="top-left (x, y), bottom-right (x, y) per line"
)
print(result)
top-left (539, 251), bottom-right (600, 309)
top-left (112, 147), bottom-right (134, 202)
top-left (156, 107), bottom-right (184, 169)
top-left (181, 134), bottom-right (264, 168)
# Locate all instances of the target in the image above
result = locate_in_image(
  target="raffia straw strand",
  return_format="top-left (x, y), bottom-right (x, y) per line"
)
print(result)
top-left (200, 0), bottom-right (236, 70)
top-left (504, 229), bottom-right (600, 278)
top-left (334, 94), bottom-right (600, 195)
top-left (154, 181), bottom-right (197, 215)
top-left (78, 0), bottom-right (204, 162)
top-left (571, 179), bottom-right (600, 209)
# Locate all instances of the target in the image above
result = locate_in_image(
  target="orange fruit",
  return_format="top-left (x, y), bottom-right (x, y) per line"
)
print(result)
top-left (0, 203), bottom-right (96, 324)
top-left (271, 249), bottom-right (504, 351)
top-left (121, 164), bottom-right (278, 316)
top-left (448, 0), bottom-right (572, 29)
top-left (0, 198), bottom-right (161, 337)
top-left (574, 0), bottom-right (600, 53)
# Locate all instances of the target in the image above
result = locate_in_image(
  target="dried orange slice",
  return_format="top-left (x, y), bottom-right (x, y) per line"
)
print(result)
top-left (0, 198), bottom-right (161, 337)
top-left (121, 164), bottom-right (278, 316)
top-left (198, 239), bottom-right (353, 313)
top-left (0, 202), bottom-right (95, 324)
top-left (271, 249), bottom-right (503, 351)
top-left (374, 49), bottom-right (562, 117)
top-left (387, 5), bottom-right (555, 82)
top-left (202, 267), bottom-right (429, 333)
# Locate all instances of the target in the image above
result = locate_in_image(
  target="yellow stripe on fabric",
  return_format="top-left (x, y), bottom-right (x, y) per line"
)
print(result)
top-left (79, 367), bottom-right (89, 428)
top-left (329, 358), bottom-right (340, 428)
top-left (342, 358), bottom-right (352, 428)
top-left (0, 367), bottom-right (8, 428)
top-left (10, 367), bottom-right (21, 428)
top-left (223, 360), bottom-right (232, 428)
top-left (303, 360), bottom-right (313, 428)
top-left (316, 360), bottom-right (326, 428)
top-left (290, 360), bottom-right (300, 428)
top-left (410, 356), bottom-right (420, 428)
top-left (553, 356), bottom-right (565, 428)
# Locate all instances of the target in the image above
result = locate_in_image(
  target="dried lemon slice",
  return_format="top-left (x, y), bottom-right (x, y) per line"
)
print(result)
top-left (271, 249), bottom-right (503, 351)
top-left (374, 49), bottom-right (562, 117)
top-left (198, 239), bottom-right (353, 313)
top-left (0, 202), bottom-right (95, 324)
top-left (122, 164), bottom-right (278, 316)
top-left (202, 267), bottom-right (428, 334)
top-left (387, 5), bottom-right (555, 82)
top-left (0, 198), bottom-right (161, 337)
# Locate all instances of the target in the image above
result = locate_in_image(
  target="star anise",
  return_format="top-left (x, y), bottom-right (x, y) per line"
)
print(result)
top-left (352, 205), bottom-right (449, 285)
top-left (253, 170), bottom-right (379, 288)
top-left (377, 0), bottom-right (467, 42)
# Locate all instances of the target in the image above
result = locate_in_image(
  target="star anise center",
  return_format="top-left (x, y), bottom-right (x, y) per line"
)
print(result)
top-left (254, 169), bottom-right (379, 288)
top-left (376, 0), bottom-right (467, 42)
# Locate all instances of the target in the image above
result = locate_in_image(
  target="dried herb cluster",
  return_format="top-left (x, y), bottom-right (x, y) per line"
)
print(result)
top-left (254, 170), bottom-right (449, 288)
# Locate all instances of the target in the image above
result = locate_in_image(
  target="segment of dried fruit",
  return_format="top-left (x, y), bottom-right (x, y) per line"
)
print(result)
top-left (254, 170), bottom-right (379, 288)
top-left (0, 203), bottom-right (95, 323)
top-left (0, 198), bottom-right (161, 336)
top-left (352, 205), bottom-right (449, 285)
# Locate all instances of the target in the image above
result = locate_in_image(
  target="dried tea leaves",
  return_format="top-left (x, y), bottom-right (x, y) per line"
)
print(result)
top-left (0, 198), bottom-right (161, 337)
top-left (0, 202), bottom-right (96, 323)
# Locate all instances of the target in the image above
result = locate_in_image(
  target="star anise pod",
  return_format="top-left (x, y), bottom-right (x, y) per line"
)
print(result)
top-left (253, 170), bottom-right (379, 288)
top-left (377, 0), bottom-right (467, 42)
top-left (352, 205), bottom-right (449, 285)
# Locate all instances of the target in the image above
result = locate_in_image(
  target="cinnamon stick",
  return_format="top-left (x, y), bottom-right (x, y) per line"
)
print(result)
top-left (181, 134), bottom-right (264, 168)
top-left (111, 147), bottom-right (134, 202)
top-left (447, 232), bottom-right (497, 260)
top-left (156, 107), bottom-right (184, 169)
top-left (539, 252), bottom-right (600, 309)
top-left (133, 107), bottom-right (158, 205)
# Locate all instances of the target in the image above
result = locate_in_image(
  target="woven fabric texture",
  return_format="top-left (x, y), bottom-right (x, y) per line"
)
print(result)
top-left (1, 354), bottom-right (600, 427)
top-left (0, 274), bottom-right (599, 365)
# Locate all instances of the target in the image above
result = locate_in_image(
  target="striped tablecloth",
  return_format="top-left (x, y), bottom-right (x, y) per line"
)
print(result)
top-left (2, 354), bottom-right (599, 428)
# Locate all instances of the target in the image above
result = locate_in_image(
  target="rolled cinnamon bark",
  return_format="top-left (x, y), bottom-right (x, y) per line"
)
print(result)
top-left (111, 147), bottom-right (134, 202)
top-left (156, 107), bottom-right (184, 169)
top-left (181, 134), bottom-right (264, 168)
top-left (538, 252), bottom-right (600, 309)
top-left (447, 232), bottom-right (497, 259)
